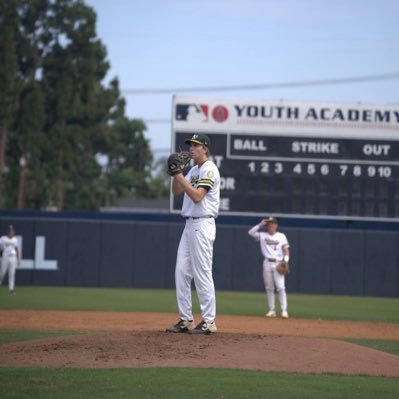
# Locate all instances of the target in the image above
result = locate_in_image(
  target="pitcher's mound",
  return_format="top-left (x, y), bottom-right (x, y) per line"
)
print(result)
top-left (1, 330), bottom-right (399, 377)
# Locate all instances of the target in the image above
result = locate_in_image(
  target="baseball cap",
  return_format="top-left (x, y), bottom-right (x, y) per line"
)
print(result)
top-left (8, 225), bottom-right (15, 233)
top-left (266, 217), bottom-right (278, 224)
top-left (185, 134), bottom-right (210, 147)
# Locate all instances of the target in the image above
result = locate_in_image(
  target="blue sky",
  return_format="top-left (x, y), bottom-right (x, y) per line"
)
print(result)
top-left (85, 0), bottom-right (399, 154)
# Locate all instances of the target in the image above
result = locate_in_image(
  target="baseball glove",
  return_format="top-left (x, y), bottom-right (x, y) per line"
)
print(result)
top-left (167, 150), bottom-right (191, 176)
top-left (276, 260), bottom-right (290, 275)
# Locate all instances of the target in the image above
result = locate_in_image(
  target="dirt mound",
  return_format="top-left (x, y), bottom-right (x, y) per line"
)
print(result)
top-left (1, 310), bottom-right (399, 376)
top-left (1, 331), bottom-right (399, 376)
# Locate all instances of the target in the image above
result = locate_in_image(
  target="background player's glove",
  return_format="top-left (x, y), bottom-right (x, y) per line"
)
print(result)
top-left (276, 261), bottom-right (289, 275)
top-left (167, 151), bottom-right (191, 176)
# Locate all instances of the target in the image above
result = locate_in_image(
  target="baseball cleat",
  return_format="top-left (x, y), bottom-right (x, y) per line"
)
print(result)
top-left (281, 311), bottom-right (289, 319)
top-left (165, 319), bottom-right (195, 333)
top-left (188, 320), bottom-right (217, 335)
top-left (265, 310), bottom-right (276, 318)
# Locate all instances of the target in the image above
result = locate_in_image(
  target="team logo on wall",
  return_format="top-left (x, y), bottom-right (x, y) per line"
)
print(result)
top-left (212, 105), bottom-right (229, 123)
top-left (175, 104), bottom-right (209, 122)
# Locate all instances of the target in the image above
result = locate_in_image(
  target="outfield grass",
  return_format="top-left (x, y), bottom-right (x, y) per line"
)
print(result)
top-left (1, 286), bottom-right (398, 398)
top-left (0, 367), bottom-right (398, 399)
top-left (0, 286), bottom-right (398, 323)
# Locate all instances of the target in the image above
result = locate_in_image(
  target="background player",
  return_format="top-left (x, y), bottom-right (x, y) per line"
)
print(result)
top-left (248, 217), bottom-right (290, 319)
top-left (166, 133), bottom-right (220, 334)
top-left (0, 225), bottom-right (20, 294)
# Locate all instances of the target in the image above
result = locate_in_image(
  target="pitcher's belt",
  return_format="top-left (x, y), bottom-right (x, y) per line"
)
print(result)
top-left (266, 258), bottom-right (282, 262)
top-left (185, 215), bottom-right (214, 220)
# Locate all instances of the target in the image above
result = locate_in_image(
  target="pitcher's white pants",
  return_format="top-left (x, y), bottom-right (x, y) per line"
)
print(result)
top-left (0, 256), bottom-right (18, 291)
top-left (175, 218), bottom-right (216, 323)
top-left (263, 259), bottom-right (287, 313)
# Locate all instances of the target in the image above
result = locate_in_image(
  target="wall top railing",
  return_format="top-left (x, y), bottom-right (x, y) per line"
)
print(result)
top-left (0, 209), bottom-right (398, 231)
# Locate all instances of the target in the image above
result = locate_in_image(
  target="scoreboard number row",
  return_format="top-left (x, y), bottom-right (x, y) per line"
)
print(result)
top-left (247, 161), bottom-right (393, 178)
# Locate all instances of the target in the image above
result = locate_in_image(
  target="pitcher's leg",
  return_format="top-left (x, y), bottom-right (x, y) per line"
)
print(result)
top-left (191, 219), bottom-right (216, 323)
top-left (175, 227), bottom-right (194, 321)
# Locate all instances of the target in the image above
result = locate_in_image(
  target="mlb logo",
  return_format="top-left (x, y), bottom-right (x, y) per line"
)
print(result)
top-left (175, 104), bottom-right (208, 122)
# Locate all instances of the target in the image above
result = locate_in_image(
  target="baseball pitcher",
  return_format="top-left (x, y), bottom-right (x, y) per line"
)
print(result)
top-left (166, 134), bottom-right (220, 335)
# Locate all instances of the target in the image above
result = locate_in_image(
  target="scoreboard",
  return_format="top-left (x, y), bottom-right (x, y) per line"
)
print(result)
top-left (171, 96), bottom-right (399, 221)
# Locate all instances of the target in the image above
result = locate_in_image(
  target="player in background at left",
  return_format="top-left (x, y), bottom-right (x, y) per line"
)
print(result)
top-left (0, 225), bottom-right (20, 294)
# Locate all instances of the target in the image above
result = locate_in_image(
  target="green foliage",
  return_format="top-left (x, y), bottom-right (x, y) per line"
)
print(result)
top-left (0, 0), bottom-right (20, 121)
top-left (0, 0), bottom-right (159, 210)
top-left (102, 117), bottom-right (153, 202)
top-left (0, 0), bottom-right (21, 207)
top-left (147, 155), bottom-right (170, 198)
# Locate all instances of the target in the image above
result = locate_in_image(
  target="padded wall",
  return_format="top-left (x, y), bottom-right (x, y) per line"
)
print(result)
top-left (0, 216), bottom-right (398, 297)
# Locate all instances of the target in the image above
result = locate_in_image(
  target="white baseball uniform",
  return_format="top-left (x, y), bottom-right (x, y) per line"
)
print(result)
top-left (248, 224), bottom-right (290, 313)
top-left (175, 159), bottom-right (220, 323)
top-left (0, 235), bottom-right (19, 292)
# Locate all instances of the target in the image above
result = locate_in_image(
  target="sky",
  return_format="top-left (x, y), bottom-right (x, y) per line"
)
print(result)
top-left (85, 0), bottom-right (399, 156)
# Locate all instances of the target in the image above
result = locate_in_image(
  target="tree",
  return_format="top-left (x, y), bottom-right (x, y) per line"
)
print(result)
top-left (41, 0), bottom-right (125, 210)
top-left (8, 0), bottom-right (49, 209)
top-left (6, 81), bottom-right (46, 209)
top-left (147, 156), bottom-right (170, 198)
top-left (101, 117), bottom-right (153, 205)
top-left (1, 0), bottom-right (157, 210)
top-left (0, 0), bottom-right (20, 207)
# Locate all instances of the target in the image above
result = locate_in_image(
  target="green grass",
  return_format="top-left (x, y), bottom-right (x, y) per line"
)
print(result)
top-left (0, 329), bottom-right (86, 345)
top-left (1, 286), bottom-right (399, 398)
top-left (1, 286), bottom-right (398, 323)
top-left (0, 367), bottom-right (398, 399)
top-left (344, 339), bottom-right (399, 356)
